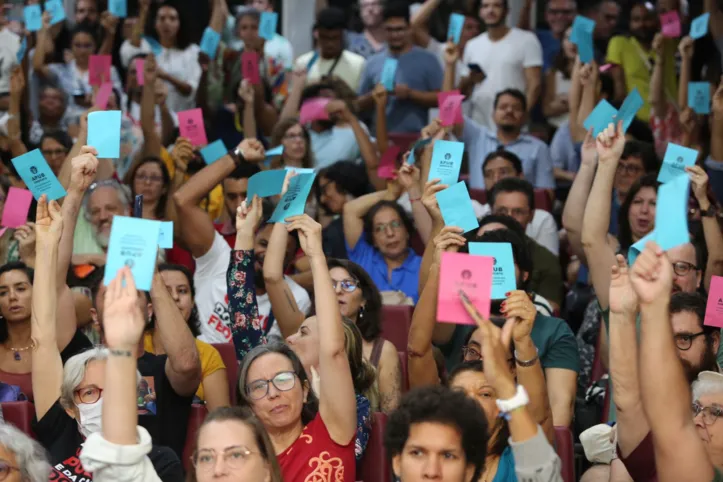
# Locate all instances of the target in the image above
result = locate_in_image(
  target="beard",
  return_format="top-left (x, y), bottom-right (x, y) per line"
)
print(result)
top-left (497, 123), bottom-right (517, 133)
top-left (95, 231), bottom-right (110, 249)
top-left (681, 344), bottom-right (719, 384)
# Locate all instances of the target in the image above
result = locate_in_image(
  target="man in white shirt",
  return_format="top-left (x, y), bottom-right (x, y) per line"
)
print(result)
top-left (463, 0), bottom-right (542, 128)
top-left (0, 9), bottom-right (21, 112)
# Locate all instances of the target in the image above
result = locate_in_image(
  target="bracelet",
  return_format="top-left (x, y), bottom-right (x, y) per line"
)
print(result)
top-left (109, 348), bottom-right (133, 357)
top-left (514, 347), bottom-right (539, 367)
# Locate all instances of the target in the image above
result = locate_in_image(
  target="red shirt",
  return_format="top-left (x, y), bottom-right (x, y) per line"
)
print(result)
top-left (277, 414), bottom-right (356, 482)
top-left (619, 431), bottom-right (657, 482)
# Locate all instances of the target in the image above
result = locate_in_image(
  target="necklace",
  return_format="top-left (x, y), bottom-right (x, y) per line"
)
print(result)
top-left (8, 340), bottom-right (35, 361)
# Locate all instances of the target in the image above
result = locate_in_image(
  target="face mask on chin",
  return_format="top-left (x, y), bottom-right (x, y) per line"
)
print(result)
top-left (77, 398), bottom-right (103, 438)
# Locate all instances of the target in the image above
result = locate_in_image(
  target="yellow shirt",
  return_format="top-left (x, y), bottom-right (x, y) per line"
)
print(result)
top-left (143, 333), bottom-right (226, 401)
top-left (606, 35), bottom-right (678, 122)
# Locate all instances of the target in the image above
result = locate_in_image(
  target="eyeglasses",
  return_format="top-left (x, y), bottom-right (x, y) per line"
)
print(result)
top-left (692, 401), bottom-right (723, 425)
top-left (461, 345), bottom-right (515, 369)
top-left (332, 278), bottom-right (358, 293)
top-left (136, 174), bottom-right (164, 184)
top-left (74, 386), bottom-right (103, 404)
top-left (246, 371), bottom-right (296, 400)
top-left (674, 331), bottom-right (706, 351)
top-left (0, 462), bottom-right (19, 481)
top-left (192, 446), bottom-right (259, 471)
top-left (672, 261), bottom-right (698, 277)
top-left (283, 133), bottom-right (305, 141)
top-left (616, 163), bottom-right (643, 175)
top-left (42, 148), bottom-right (67, 157)
top-left (493, 206), bottom-right (529, 218)
top-left (374, 220), bottom-right (403, 233)
top-left (483, 167), bottom-right (515, 179)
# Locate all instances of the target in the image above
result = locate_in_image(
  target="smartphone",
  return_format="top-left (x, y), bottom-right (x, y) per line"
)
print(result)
top-left (133, 195), bottom-right (143, 218)
top-left (468, 63), bottom-right (483, 74)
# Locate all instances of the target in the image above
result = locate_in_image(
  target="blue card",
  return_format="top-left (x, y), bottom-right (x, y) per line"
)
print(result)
top-left (158, 221), bottom-right (173, 249)
top-left (407, 137), bottom-right (433, 166)
top-left (655, 173), bottom-right (690, 251)
top-left (23, 5), bottom-right (42, 32)
top-left (657, 143), bottom-right (698, 183)
top-left (108, 0), bottom-right (127, 18)
top-left (690, 12), bottom-right (710, 39)
top-left (200, 27), bottom-right (221, 59)
top-left (264, 145), bottom-right (284, 166)
top-left (428, 140), bottom-right (464, 186)
top-left (468, 242), bottom-right (516, 299)
top-left (381, 58), bottom-right (398, 91)
top-left (200, 139), bottom-right (227, 164)
top-left (306, 51), bottom-right (319, 71)
top-left (87, 111), bottom-right (122, 158)
top-left (259, 11), bottom-right (278, 41)
top-left (447, 13), bottom-right (465, 43)
top-left (688, 82), bottom-right (710, 114)
top-left (143, 36), bottom-right (163, 56)
top-left (45, 0), bottom-right (66, 25)
top-left (616, 88), bottom-right (644, 132)
top-left (104, 216), bottom-right (160, 291)
top-left (436, 182), bottom-right (479, 234)
top-left (569, 15), bottom-right (595, 43)
top-left (628, 231), bottom-right (656, 266)
top-left (583, 99), bottom-right (618, 136)
top-left (286, 167), bottom-right (315, 175)
top-left (571, 15), bottom-right (596, 63)
top-left (16, 37), bottom-right (27, 64)
top-left (248, 170), bottom-right (287, 200)
top-left (11, 149), bottom-right (67, 201)
top-left (269, 173), bottom-right (316, 223)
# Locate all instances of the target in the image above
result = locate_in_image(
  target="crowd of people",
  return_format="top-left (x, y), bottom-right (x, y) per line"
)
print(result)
top-left (0, 0), bottom-right (721, 480)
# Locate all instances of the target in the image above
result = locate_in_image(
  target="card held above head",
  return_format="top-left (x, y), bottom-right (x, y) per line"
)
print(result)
top-left (688, 82), bottom-right (711, 114)
top-left (242, 51), bottom-right (261, 85)
top-left (616, 88), bottom-right (644, 133)
top-left (269, 173), bottom-right (317, 223)
top-left (428, 140), bottom-right (464, 186)
top-left (436, 182), bottom-right (479, 234)
top-left (89, 55), bottom-right (112, 87)
top-left (23, 5), bottom-right (42, 32)
top-left (247, 170), bottom-right (287, 200)
top-left (660, 10), bottom-right (682, 37)
top-left (259, 12), bottom-right (278, 41)
top-left (468, 242), bottom-right (516, 300)
top-left (690, 12), bottom-right (710, 39)
top-left (438, 252), bottom-right (493, 324)
top-left (378, 146), bottom-right (401, 180)
top-left (11, 149), bottom-right (67, 201)
top-left (87, 111), bottom-right (122, 158)
top-left (299, 97), bottom-right (331, 125)
top-left (654, 173), bottom-right (690, 252)
top-left (583, 99), bottom-right (618, 137)
top-left (200, 139), bottom-right (227, 165)
top-left (45, 0), bottom-right (66, 25)
top-left (1, 187), bottom-right (33, 228)
top-left (439, 94), bottom-right (465, 127)
top-left (178, 108), bottom-right (208, 147)
top-left (407, 137), bottom-right (433, 166)
top-left (103, 216), bottom-right (161, 291)
top-left (447, 13), bottom-right (465, 44)
top-left (108, 0), bottom-right (127, 18)
top-left (200, 27), bottom-right (221, 60)
top-left (658, 143), bottom-right (698, 184)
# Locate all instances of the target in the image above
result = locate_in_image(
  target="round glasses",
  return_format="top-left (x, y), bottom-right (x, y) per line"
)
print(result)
top-left (192, 446), bottom-right (259, 471)
top-left (74, 386), bottom-right (103, 404)
top-left (246, 371), bottom-right (296, 400)
top-left (374, 220), bottom-right (402, 233)
top-left (461, 345), bottom-right (515, 370)
top-left (692, 401), bottom-right (723, 425)
top-left (332, 278), bottom-right (358, 293)
top-left (0, 462), bottom-right (19, 482)
top-left (672, 261), bottom-right (698, 277)
top-left (674, 332), bottom-right (706, 351)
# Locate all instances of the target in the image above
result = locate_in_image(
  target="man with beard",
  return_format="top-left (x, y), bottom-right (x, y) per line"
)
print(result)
top-left (457, 89), bottom-right (555, 190)
top-left (347, 0), bottom-right (386, 59)
top-left (606, 1), bottom-right (677, 122)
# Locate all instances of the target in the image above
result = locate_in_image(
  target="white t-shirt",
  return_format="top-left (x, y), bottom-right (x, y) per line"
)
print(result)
top-left (194, 232), bottom-right (312, 344)
top-left (474, 204), bottom-right (560, 255)
top-left (462, 28), bottom-right (542, 128)
top-left (294, 50), bottom-right (366, 92)
top-left (426, 37), bottom-right (468, 87)
top-left (0, 28), bottom-right (21, 95)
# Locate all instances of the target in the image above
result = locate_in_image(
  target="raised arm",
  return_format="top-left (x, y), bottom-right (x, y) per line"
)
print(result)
top-left (6, 68), bottom-right (27, 158)
top-left (130, 0), bottom-right (151, 48)
top-left (279, 70), bottom-right (307, 122)
top-left (524, 66), bottom-right (543, 114)
top-left (442, 41), bottom-right (458, 93)
top-left (576, 61), bottom-right (599, 141)
top-left (287, 215), bottom-right (357, 445)
top-left (397, 162), bottom-right (432, 245)
top-left (567, 57), bottom-right (586, 142)
top-left (239, 80), bottom-right (258, 140)
top-left (687, 166), bottom-right (723, 290)
top-left (711, 80), bottom-right (723, 163)
top-left (98, 13), bottom-right (119, 56)
top-left (372, 84), bottom-right (390, 158)
top-left (417, 179), bottom-right (447, 295)
top-left (327, 100), bottom-right (380, 179)
top-left (676, 37), bottom-right (693, 114)
top-left (342, 182), bottom-right (402, 250)
top-left (410, 0), bottom-right (442, 47)
top-left (140, 54), bottom-right (163, 159)
top-left (32, 13), bottom-right (53, 79)
top-left (649, 34), bottom-right (667, 117)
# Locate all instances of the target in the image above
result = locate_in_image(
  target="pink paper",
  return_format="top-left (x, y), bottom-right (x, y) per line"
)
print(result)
top-left (437, 90), bottom-right (464, 124)
top-left (660, 11), bottom-right (682, 38)
top-left (377, 146), bottom-right (400, 179)
top-left (599, 63), bottom-right (613, 73)
top-left (94, 82), bottom-right (113, 109)
top-left (135, 58), bottom-right (145, 86)
top-left (177, 108), bottom-right (208, 147)
top-left (439, 94), bottom-right (465, 127)
top-left (437, 251), bottom-right (493, 324)
top-left (0, 227), bottom-right (6, 237)
top-left (1, 187), bottom-right (33, 228)
top-left (241, 51), bottom-right (261, 85)
top-left (89, 54), bottom-right (112, 86)
top-left (705, 276), bottom-right (723, 328)
top-left (299, 98), bottom-right (331, 125)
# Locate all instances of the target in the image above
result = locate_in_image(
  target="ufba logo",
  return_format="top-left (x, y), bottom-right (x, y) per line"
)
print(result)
top-left (30, 166), bottom-right (38, 175)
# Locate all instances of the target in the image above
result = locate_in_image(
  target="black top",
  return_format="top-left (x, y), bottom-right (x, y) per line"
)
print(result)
top-left (322, 217), bottom-right (348, 260)
top-left (61, 330), bottom-right (94, 364)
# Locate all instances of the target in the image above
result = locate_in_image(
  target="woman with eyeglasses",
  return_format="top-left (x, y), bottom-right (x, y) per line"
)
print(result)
top-left (39, 131), bottom-right (73, 176)
top-left (268, 119), bottom-right (315, 170)
top-left (0, 424), bottom-right (50, 482)
top-left (129, 157), bottom-right (173, 220)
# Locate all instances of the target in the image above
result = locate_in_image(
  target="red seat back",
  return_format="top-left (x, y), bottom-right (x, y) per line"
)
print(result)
top-left (212, 343), bottom-right (239, 404)
top-left (380, 305), bottom-right (413, 354)
top-left (469, 188), bottom-right (487, 205)
top-left (1, 401), bottom-right (35, 438)
top-left (554, 426), bottom-right (575, 482)
top-left (397, 352), bottom-right (409, 393)
top-left (358, 412), bottom-right (392, 482)
top-left (534, 189), bottom-right (553, 212)
top-left (388, 133), bottom-right (419, 153)
top-left (182, 404), bottom-right (208, 471)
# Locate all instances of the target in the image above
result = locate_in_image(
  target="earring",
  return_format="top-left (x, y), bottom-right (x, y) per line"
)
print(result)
top-left (358, 305), bottom-right (365, 320)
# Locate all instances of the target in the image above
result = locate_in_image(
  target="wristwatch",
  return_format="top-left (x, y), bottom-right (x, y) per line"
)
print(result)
top-left (229, 146), bottom-right (246, 166)
top-left (496, 385), bottom-right (529, 418)
top-left (700, 206), bottom-right (718, 218)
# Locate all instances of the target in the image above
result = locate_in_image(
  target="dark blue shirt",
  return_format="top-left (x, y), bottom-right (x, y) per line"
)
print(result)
top-left (537, 29), bottom-right (561, 71)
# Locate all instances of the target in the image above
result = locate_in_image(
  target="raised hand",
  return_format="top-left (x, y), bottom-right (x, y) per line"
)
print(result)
top-left (238, 79), bottom-right (254, 105)
top-left (421, 179), bottom-right (448, 222)
top-left (285, 214), bottom-right (324, 260)
top-left (9, 67), bottom-right (25, 97)
top-left (325, 99), bottom-right (353, 122)
top-left (685, 165), bottom-right (710, 205)
top-left (630, 241), bottom-right (674, 306)
top-left (102, 267), bottom-right (146, 350)
top-left (100, 11), bottom-right (119, 36)
top-left (678, 35), bottom-right (694, 60)
top-left (14, 223), bottom-right (36, 265)
top-left (372, 83), bottom-right (388, 107)
top-left (235, 195), bottom-right (263, 236)
top-left (580, 128), bottom-right (597, 168)
top-left (443, 40), bottom-right (459, 66)
top-left (652, 32), bottom-right (664, 56)
top-left (396, 162), bottom-right (421, 192)
top-left (420, 118), bottom-right (444, 140)
top-left (679, 107), bottom-right (699, 135)
top-left (501, 290), bottom-right (537, 343)
top-left (172, 137), bottom-right (194, 174)
top-left (432, 226), bottom-right (466, 265)
top-left (595, 121), bottom-right (625, 164)
top-left (69, 146), bottom-right (99, 193)
top-left (34, 195), bottom-right (63, 247)
top-left (608, 254), bottom-right (638, 315)
top-left (237, 138), bottom-right (266, 163)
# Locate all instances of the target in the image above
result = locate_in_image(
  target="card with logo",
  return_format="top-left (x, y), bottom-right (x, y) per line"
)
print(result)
top-left (242, 51), bottom-right (261, 85)
top-left (705, 276), bottom-right (723, 328)
top-left (88, 111), bottom-right (122, 158)
top-left (1, 187), bottom-right (33, 228)
top-left (688, 82), bottom-right (710, 114)
top-left (89, 55), bottom-right (112, 86)
top-left (158, 221), bottom-right (173, 249)
top-left (690, 12), bottom-right (710, 39)
top-left (468, 242), bottom-right (515, 299)
top-left (381, 58), bottom-right (398, 91)
top-left (583, 99), bottom-right (618, 137)
top-left (23, 5), bottom-right (42, 32)
top-left (439, 94), bottom-right (465, 127)
top-left (11, 149), bottom-right (67, 201)
top-left (200, 27), bottom-right (221, 60)
top-left (660, 10), bottom-right (682, 37)
top-left (428, 140), bottom-right (464, 186)
top-left (658, 143), bottom-right (698, 183)
top-left (447, 13), bottom-right (465, 43)
top-left (200, 139), bottom-right (227, 165)
top-left (248, 170), bottom-right (287, 200)
top-left (437, 251), bottom-right (493, 324)
top-left (299, 98), bottom-right (330, 124)
top-left (378, 146), bottom-right (400, 180)
top-left (269, 173), bottom-right (316, 223)
top-left (108, 0), bottom-right (127, 18)
top-left (436, 182), bottom-right (479, 234)
top-left (178, 108), bottom-right (208, 147)
top-left (259, 11), bottom-right (278, 40)
top-left (45, 0), bottom-right (66, 25)
top-left (655, 173), bottom-right (690, 252)
top-left (104, 216), bottom-right (160, 291)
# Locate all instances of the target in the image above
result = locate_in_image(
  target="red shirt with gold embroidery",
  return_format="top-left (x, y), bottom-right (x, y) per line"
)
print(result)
top-left (277, 413), bottom-right (356, 482)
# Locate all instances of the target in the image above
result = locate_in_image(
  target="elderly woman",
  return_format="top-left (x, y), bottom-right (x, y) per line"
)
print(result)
top-left (0, 424), bottom-right (50, 482)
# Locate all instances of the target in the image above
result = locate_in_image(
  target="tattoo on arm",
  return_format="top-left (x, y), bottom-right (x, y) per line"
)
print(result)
top-left (109, 349), bottom-right (133, 357)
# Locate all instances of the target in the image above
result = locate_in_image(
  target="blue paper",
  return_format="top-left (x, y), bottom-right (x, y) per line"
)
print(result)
top-left (690, 12), bottom-right (710, 39)
top-left (569, 15), bottom-right (595, 43)
top-left (104, 216), bottom-right (161, 291)
top-left (436, 182), bottom-right (479, 234)
top-left (108, 0), bottom-right (127, 18)
top-left (23, 5), bottom-right (42, 32)
top-left (158, 221), bottom-right (173, 249)
top-left (264, 145), bottom-right (284, 166)
top-left (286, 167), bottom-right (315, 175)
top-left (628, 231), bottom-right (656, 266)
top-left (269, 173), bottom-right (316, 223)
top-left (428, 140), bottom-right (464, 186)
top-left (571, 15), bottom-right (596, 63)
top-left (259, 11), bottom-right (278, 41)
top-left (583, 99), bottom-right (618, 136)
top-left (655, 174), bottom-right (690, 251)
top-left (688, 82), bottom-right (710, 114)
top-left (16, 37), bottom-right (27, 64)
top-left (11, 149), bottom-right (67, 201)
top-left (381, 58), bottom-right (398, 91)
top-left (447, 13), bottom-right (465, 43)
top-left (407, 137), bottom-right (433, 166)
top-left (657, 143), bottom-right (698, 183)
top-left (468, 242), bottom-right (516, 299)
top-left (200, 139), bottom-right (227, 165)
top-left (200, 27), bottom-right (221, 59)
top-left (45, 0), bottom-right (66, 25)
top-left (248, 170), bottom-right (287, 200)
top-left (616, 88), bottom-right (644, 132)
top-left (87, 111), bottom-right (122, 158)
top-left (143, 36), bottom-right (163, 56)
top-left (306, 51), bottom-right (319, 71)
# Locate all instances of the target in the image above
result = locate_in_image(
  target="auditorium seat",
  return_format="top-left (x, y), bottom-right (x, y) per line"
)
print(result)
top-left (212, 343), bottom-right (239, 404)
top-left (182, 404), bottom-right (208, 471)
top-left (358, 412), bottom-right (392, 482)
top-left (380, 305), bottom-right (413, 354)
top-left (554, 425), bottom-right (575, 482)
top-left (1, 401), bottom-right (35, 438)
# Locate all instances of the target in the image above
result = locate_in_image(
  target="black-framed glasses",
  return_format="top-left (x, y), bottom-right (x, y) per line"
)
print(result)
top-left (672, 261), bottom-right (698, 277)
top-left (692, 401), bottom-right (723, 425)
top-left (74, 386), bottom-right (103, 404)
top-left (616, 163), bottom-right (643, 175)
top-left (674, 332), bottom-right (706, 351)
top-left (246, 371), bottom-right (296, 400)
top-left (332, 278), bottom-right (358, 293)
top-left (192, 446), bottom-right (259, 471)
top-left (0, 462), bottom-right (19, 481)
top-left (461, 345), bottom-right (515, 369)
top-left (374, 220), bottom-right (402, 233)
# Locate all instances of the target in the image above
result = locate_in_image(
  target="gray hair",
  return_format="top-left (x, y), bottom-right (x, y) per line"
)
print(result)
top-left (692, 372), bottom-right (723, 401)
top-left (82, 181), bottom-right (132, 222)
top-left (0, 424), bottom-right (51, 482)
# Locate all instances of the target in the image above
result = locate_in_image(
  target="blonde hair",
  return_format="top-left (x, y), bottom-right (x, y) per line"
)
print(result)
top-left (342, 319), bottom-right (380, 411)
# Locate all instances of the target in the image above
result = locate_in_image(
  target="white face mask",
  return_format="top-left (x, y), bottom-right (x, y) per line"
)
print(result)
top-left (77, 398), bottom-right (103, 438)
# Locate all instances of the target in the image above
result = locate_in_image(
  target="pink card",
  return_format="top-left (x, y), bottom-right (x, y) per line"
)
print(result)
top-left (705, 276), bottom-right (723, 328)
top-left (94, 82), bottom-right (113, 109)
top-left (177, 108), bottom-right (208, 147)
top-left (241, 51), bottom-right (261, 85)
top-left (439, 94), bottom-right (465, 126)
top-left (437, 90), bottom-right (464, 124)
top-left (661, 11), bottom-right (682, 38)
top-left (1, 187), bottom-right (33, 228)
top-left (377, 146), bottom-right (400, 179)
top-left (135, 58), bottom-right (145, 86)
top-left (88, 54), bottom-right (112, 86)
top-left (599, 63), bottom-right (613, 73)
top-left (299, 97), bottom-right (331, 125)
top-left (437, 251), bottom-right (493, 324)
